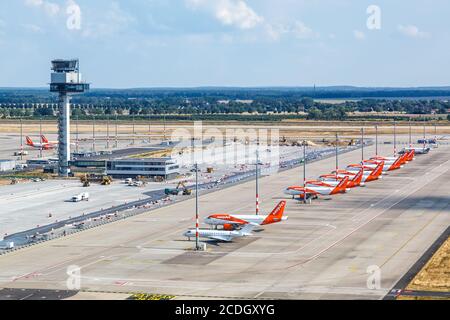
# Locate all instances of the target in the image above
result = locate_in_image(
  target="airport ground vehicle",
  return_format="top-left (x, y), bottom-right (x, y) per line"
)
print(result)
top-left (15, 164), bottom-right (28, 170)
top-left (165, 181), bottom-right (192, 196)
top-left (14, 151), bottom-right (28, 157)
top-left (72, 193), bottom-right (90, 202)
top-left (80, 174), bottom-right (112, 186)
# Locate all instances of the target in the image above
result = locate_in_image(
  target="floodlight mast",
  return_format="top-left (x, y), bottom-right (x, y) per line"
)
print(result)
top-left (50, 59), bottom-right (89, 177)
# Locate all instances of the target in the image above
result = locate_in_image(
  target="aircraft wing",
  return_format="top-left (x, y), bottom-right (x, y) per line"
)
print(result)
top-left (209, 235), bottom-right (233, 242)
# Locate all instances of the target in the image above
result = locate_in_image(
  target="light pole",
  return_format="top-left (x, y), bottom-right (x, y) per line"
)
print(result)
top-left (303, 140), bottom-right (307, 204)
top-left (115, 114), bottom-right (118, 149)
top-left (195, 163), bottom-right (200, 251)
top-left (20, 118), bottom-right (23, 161)
top-left (75, 115), bottom-right (79, 154)
top-left (435, 122), bottom-right (438, 148)
top-left (375, 125), bottom-right (379, 157)
top-left (92, 115), bottom-right (96, 153)
top-left (361, 128), bottom-right (365, 162)
top-left (39, 117), bottom-right (43, 159)
top-left (409, 119), bottom-right (412, 148)
top-left (423, 119), bottom-right (426, 149)
top-left (132, 115), bottom-right (135, 145)
top-left (255, 150), bottom-right (260, 215)
top-left (163, 114), bottom-right (167, 142)
top-left (106, 114), bottom-right (110, 150)
top-left (335, 133), bottom-right (339, 175)
top-left (148, 113), bottom-right (151, 143)
top-left (393, 119), bottom-right (397, 157)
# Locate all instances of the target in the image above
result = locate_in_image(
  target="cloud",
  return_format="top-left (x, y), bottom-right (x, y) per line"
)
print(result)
top-left (21, 23), bottom-right (44, 33)
top-left (292, 21), bottom-right (317, 39)
top-left (186, 0), bottom-right (264, 30)
top-left (24, 0), bottom-right (60, 16)
top-left (81, 2), bottom-right (135, 38)
top-left (353, 30), bottom-right (366, 41)
top-left (398, 24), bottom-right (429, 38)
top-left (266, 21), bottom-right (318, 41)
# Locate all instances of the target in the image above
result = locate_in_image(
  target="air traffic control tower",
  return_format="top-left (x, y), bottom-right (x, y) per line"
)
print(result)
top-left (50, 59), bottom-right (89, 177)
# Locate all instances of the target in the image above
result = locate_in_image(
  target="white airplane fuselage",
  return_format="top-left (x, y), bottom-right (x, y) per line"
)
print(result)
top-left (204, 215), bottom-right (287, 226)
top-left (184, 224), bottom-right (255, 242)
top-left (285, 185), bottom-right (334, 196)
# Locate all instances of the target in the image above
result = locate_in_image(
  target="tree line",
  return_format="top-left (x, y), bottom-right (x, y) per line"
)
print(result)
top-left (0, 89), bottom-right (449, 121)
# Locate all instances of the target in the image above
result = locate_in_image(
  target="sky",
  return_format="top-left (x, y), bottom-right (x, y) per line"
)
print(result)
top-left (0, 0), bottom-right (449, 88)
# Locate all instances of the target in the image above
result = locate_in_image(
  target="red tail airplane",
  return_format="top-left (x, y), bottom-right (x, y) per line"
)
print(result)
top-left (285, 176), bottom-right (349, 199)
top-left (26, 136), bottom-right (55, 150)
top-left (40, 135), bottom-right (58, 145)
top-left (345, 162), bottom-right (385, 183)
top-left (319, 168), bottom-right (364, 188)
top-left (204, 201), bottom-right (287, 230)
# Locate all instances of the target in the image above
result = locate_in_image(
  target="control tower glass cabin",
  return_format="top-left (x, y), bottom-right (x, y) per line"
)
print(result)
top-left (50, 59), bottom-right (89, 177)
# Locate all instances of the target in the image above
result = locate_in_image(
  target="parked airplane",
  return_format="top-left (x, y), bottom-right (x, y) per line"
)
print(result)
top-left (41, 135), bottom-right (58, 145)
top-left (319, 168), bottom-right (364, 188)
top-left (25, 136), bottom-right (55, 150)
top-left (342, 162), bottom-right (385, 183)
top-left (204, 201), bottom-right (287, 229)
top-left (285, 176), bottom-right (349, 199)
top-left (362, 153), bottom-right (407, 172)
top-left (405, 149), bottom-right (416, 161)
top-left (41, 135), bottom-right (78, 147)
top-left (183, 223), bottom-right (256, 242)
top-left (401, 147), bottom-right (428, 156)
top-left (370, 151), bottom-right (411, 166)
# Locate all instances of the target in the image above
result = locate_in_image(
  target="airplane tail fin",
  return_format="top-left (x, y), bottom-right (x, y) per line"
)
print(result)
top-left (367, 162), bottom-right (384, 181)
top-left (351, 169), bottom-right (364, 187)
top-left (41, 135), bottom-right (49, 144)
top-left (26, 136), bottom-right (34, 146)
top-left (239, 223), bottom-right (257, 236)
top-left (399, 153), bottom-right (408, 165)
top-left (407, 150), bottom-right (415, 161)
top-left (262, 201), bottom-right (287, 225)
top-left (390, 155), bottom-right (405, 170)
top-left (331, 176), bottom-right (348, 194)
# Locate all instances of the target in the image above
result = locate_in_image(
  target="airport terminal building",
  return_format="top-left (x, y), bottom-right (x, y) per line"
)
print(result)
top-left (105, 158), bottom-right (180, 180)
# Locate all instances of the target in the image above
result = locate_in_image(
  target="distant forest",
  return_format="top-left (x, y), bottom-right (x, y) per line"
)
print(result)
top-left (0, 87), bottom-right (449, 121)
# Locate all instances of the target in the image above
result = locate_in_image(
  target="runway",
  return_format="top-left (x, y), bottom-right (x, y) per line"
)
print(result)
top-left (0, 141), bottom-right (448, 300)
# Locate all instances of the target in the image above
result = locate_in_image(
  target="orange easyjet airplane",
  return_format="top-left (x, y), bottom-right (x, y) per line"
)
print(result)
top-left (285, 176), bottom-right (349, 199)
top-left (362, 152), bottom-right (409, 172)
top-left (26, 136), bottom-right (55, 150)
top-left (341, 162), bottom-right (385, 183)
top-left (204, 201), bottom-right (287, 230)
top-left (40, 135), bottom-right (59, 145)
top-left (319, 168), bottom-right (364, 188)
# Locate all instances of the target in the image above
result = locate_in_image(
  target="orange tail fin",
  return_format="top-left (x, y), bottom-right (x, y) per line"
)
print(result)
top-left (390, 155), bottom-right (405, 170)
top-left (331, 176), bottom-right (348, 194)
top-left (351, 169), bottom-right (364, 187)
top-left (26, 136), bottom-right (34, 146)
top-left (41, 135), bottom-right (49, 144)
top-left (367, 162), bottom-right (384, 181)
top-left (407, 150), bottom-right (415, 161)
top-left (262, 201), bottom-right (286, 225)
